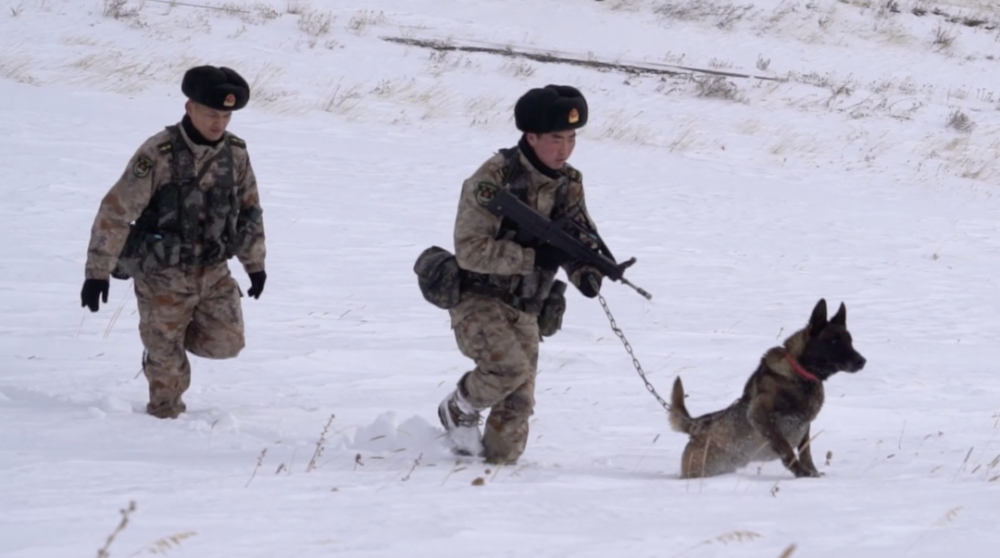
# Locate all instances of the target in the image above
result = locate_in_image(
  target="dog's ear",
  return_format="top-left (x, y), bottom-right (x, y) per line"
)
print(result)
top-left (808, 298), bottom-right (828, 333)
top-left (830, 302), bottom-right (847, 326)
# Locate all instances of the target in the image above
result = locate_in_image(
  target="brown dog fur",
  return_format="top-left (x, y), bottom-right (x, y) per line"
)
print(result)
top-left (669, 299), bottom-right (866, 479)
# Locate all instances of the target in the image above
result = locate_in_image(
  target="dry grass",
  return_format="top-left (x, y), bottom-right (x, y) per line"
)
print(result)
top-left (128, 532), bottom-right (197, 556)
top-left (932, 24), bottom-right (958, 48)
top-left (346, 9), bottom-right (387, 35)
top-left (464, 94), bottom-right (506, 127)
top-left (220, 2), bottom-right (280, 25)
top-left (297, 9), bottom-right (334, 36)
top-left (655, 0), bottom-right (758, 30)
top-left (246, 448), bottom-right (267, 487)
top-left (693, 75), bottom-right (745, 101)
top-left (604, 0), bottom-right (643, 11)
top-left (102, 0), bottom-right (139, 20)
top-left (425, 50), bottom-right (480, 77)
top-left (596, 109), bottom-right (658, 145)
top-left (500, 59), bottom-right (537, 78)
top-left (285, 0), bottom-right (307, 15)
top-left (946, 107), bottom-right (975, 132)
top-left (671, 530), bottom-right (763, 557)
top-left (306, 413), bottom-right (336, 472)
top-left (96, 500), bottom-right (136, 558)
top-left (0, 57), bottom-right (40, 85)
top-left (318, 81), bottom-right (365, 118)
top-left (905, 506), bottom-right (962, 553)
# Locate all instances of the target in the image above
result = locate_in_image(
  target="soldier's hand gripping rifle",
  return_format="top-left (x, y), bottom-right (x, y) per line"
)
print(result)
top-left (486, 189), bottom-right (653, 300)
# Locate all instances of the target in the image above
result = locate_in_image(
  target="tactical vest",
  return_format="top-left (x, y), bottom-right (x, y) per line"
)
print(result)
top-left (111, 126), bottom-right (252, 280)
top-left (459, 146), bottom-right (570, 314)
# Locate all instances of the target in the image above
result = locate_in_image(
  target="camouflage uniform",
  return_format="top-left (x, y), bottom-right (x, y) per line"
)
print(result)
top-left (84, 122), bottom-right (265, 418)
top-left (444, 147), bottom-right (600, 464)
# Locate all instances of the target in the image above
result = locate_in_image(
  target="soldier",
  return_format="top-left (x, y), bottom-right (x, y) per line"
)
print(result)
top-left (437, 84), bottom-right (604, 464)
top-left (80, 65), bottom-right (266, 420)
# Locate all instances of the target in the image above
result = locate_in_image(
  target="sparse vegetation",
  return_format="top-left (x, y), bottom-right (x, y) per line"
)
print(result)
top-left (693, 75), bottom-right (743, 101)
top-left (285, 0), bottom-right (307, 15)
top-left (946, 107), bottom-right (975, 132)
top-left (129, 532), bottom-right (198, 556)
top-left (501, 60), bottom-right (537, 78)
top-left (96, 500), bottom-right (135, 558)
top-left (933, 24), bottom-right (956, 48)
top-left (306, 414), bottom-right (336, 472)
top-left (905, 506), bottom-right (962, 553)
top-left (102, 0), bottom-right (139, 20)
top-left (347, 9), bottom-right (387, 35)
top-left (671, 530), bottom-right (763, 557)
top-left (297, 9), bottom-right (333, 37)
top-left (655, 0), bottom-right (757, 30)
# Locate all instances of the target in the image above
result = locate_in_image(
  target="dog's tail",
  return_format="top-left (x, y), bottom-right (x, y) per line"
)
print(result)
top-left (669, 376), bottom-right (693, 434)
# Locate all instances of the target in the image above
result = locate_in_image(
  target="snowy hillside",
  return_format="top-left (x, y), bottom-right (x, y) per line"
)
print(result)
top-left (2, 0), bottom-right (1000, 556)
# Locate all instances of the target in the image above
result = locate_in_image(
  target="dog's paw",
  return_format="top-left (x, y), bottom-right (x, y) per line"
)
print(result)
top-left (789, 463), bottom-right (822, 478)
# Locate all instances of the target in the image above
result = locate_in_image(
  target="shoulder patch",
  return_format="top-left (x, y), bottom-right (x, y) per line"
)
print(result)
top-left (474, 182), bottom-right (500, 207)
top-left (132, 155), bottom-right (153, 178)
top-left (229, 135), bottom-right (246, 149)
top-left (156, 141), bottom-right (172, 154)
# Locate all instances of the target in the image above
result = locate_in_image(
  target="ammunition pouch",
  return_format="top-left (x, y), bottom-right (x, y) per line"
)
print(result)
top-left (537, 280), bottom-right (567, 338)
top-left (110, 224), bottom-right (183, 281)
top-left (413, 246), bottom-right (462, 310)
top-left (413, 245), bottom-right (567, 331)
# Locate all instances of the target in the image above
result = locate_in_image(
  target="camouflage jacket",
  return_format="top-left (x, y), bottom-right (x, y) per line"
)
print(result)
top-left (84, 123), bottom-right (266, 280)
top-left (453, 145), bottom-right (599, 314)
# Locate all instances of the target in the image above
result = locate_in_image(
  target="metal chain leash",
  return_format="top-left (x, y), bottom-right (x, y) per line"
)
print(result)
top-left (596, 291), bottom-right (672, 414)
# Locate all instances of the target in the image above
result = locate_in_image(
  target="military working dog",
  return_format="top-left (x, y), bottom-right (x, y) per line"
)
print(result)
top-left (669, 299), bottom-right (866, 479)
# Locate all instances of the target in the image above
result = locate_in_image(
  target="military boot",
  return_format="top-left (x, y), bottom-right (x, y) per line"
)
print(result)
top-left (438, 388), bottom-right (484, 457)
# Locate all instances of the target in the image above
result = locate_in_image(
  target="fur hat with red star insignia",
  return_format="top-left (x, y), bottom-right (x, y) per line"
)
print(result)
top-left (514, 85), bottom-right (588, 134)
top-left (181, 65), bottom-right (250, 111)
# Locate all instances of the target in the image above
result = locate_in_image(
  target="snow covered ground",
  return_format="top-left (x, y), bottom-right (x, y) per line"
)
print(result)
top-left (2, 0), bottom-right (1000, 556)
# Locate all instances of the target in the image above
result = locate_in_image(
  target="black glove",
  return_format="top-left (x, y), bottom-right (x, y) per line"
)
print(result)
top-left (247, 271), bottom-right (267, 299)
top-left (80, 279), bottom-right (109, 312)
top-left (538, 280), bottom-right (567, 338)
top-left (533, 244), bottom-right (570, 271)
top-left (577, 270), bottom-right (602, 298)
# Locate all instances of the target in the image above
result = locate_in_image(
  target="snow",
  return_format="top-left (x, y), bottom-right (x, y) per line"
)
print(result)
top-left (2, 0), bottom-right (1000, 556)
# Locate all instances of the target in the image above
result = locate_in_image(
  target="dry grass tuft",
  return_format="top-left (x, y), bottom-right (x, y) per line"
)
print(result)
top-left (307, 414), bottom-right (336, 472)
top-left (693, 75), bottom-right (744, 101)
top-left (946, 108), bottom-right (975, 132)
top-left (96, 500), bottom-right (136, 558)
top-left (298, 10), bottom-right (334, 36)
top-left (672, 530), bottom-right (763, 557)
top-left (347, 9), bottom-right (386, 35)
top-left (905, 506), bottom-right (962, 553)
top-left (128, 532), bottom-right (197, 556)
top-left (932, 24), bottom-right (957, 49)
top-left (655, 0), bottom-right (757, 30)
top-left (102, 0), bottom-right (139, 20)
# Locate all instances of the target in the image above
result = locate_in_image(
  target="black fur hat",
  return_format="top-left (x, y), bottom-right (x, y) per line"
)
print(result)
top-left (181, 66), bottom-right (250, 111)
top-left (514, 85), bottom-right (588, 134)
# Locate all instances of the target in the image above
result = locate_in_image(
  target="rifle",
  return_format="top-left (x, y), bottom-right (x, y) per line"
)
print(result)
top-left (486, 189), bottom-right (653, 300)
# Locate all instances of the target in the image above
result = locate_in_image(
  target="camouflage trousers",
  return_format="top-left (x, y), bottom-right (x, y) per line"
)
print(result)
top-left (450, 294), bottom-right (540, 464)
top-left (134, 262), bottom-right (245, 419)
